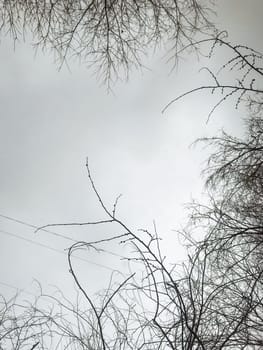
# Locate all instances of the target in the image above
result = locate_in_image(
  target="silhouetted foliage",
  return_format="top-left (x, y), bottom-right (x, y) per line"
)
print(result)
top-left (1, 4), bottom-right (263, 348)
top-left (0, 0), bottom-right (215, 83)
top-left (2, 111), bottom-right (262, 348)
top-left (180, 108), bottom-right (263, 348)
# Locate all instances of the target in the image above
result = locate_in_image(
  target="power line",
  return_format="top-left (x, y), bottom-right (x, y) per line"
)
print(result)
top-left (0, 213), bottom-right (77, 243)
top-left (0, 229), bottom-right (116, 272)
top-left (0, 280), bottom-right (35, 296)
top-left (0, 213), bottom-right (126, 260)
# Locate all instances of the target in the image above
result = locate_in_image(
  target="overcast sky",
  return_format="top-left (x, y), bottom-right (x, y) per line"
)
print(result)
top-left (0, 0), bottom-right (262, 299)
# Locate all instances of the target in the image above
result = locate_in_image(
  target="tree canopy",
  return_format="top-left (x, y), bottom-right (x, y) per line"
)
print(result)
top-left (0, 0), bottom-right (215, 83)
top-left (1, 2), bottom-right (263, 349)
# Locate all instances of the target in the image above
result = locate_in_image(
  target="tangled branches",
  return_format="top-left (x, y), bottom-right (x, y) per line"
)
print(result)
top-left (1, 110), bottom-right (263, 348)
top-left (0, 0), bottom-right (215, 84)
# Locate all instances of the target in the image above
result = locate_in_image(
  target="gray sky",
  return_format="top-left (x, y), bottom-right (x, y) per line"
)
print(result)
top-left (0, 0), bottom-right (262, 299)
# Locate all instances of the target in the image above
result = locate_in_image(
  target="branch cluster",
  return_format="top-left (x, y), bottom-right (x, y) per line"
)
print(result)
top-left (0, 0), bottom-right (214, 83)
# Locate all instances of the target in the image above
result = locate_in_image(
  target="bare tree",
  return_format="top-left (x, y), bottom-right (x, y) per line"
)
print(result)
top-left (1, 12), bottom-right (263, 348)
top-left (0, 292), bottom-right (60, 349)
top-left (179, 105), bottom-right (263, 348)
top-left (0, 0), bottom-right (215, 83)
top-left (1, 108), bottom-right (263, 349)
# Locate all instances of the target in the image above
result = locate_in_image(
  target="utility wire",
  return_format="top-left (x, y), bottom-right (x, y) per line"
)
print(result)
top-left (0, 213), bottom-right (80, 243)
top-left (0, 213), bottom-right (126, 260)
top-left (0, 280), bottom-right (35, 296)
top-left (0, 229), bottom-right (116, 272)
